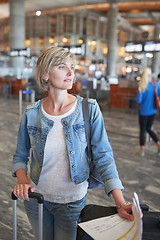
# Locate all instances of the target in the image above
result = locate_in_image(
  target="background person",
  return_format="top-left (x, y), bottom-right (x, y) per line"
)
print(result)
top-left (13, 46), bottom-right (134, 240)
top-left (136, 68), bottom-right (160, 157)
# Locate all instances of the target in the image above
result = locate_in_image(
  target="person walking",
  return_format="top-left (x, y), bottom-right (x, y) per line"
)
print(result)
top-left (13, 46), bottom-right (134, 240)
top-left (136, 67), bottom-right (160, 157)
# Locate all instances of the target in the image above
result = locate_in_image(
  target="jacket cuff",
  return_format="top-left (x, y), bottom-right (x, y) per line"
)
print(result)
top-left (12, 162), bottom-right (27, 177)
top-left (104, 178), bottom-right (124, 196)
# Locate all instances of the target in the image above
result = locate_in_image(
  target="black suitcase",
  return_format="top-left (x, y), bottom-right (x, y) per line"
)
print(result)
top-left (11, 191), bottom-right (44, 240)
top-left (77, 204), bottom-right (160, 240)
top-left (142, 211), bottom-right (160, 240)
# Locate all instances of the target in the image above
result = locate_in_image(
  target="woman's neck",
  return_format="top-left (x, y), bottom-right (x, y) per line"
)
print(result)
top-left (43, 93), bottom-right (76, 116)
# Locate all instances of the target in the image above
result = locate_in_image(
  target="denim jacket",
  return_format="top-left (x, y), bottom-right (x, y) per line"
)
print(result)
top-left (13, 95), bottom-right (123, 196)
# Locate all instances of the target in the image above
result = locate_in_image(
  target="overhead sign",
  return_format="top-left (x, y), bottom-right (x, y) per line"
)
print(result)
top-left (60, 45), bottom-right (85, 56)
top-left (144, 41), bottom-right (160, 52)
top-left (10, 48), bottom-right (31, 57)
top-left (125, 41), bottom-right (160, 53)
top-left (125, 41), bottom-right (143, 53)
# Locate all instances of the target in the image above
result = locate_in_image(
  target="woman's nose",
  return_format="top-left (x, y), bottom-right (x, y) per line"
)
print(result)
top-left (67, 67), bottom-right (72, 75)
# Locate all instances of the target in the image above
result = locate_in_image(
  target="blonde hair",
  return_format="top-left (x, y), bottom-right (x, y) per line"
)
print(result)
top-left (35, 46), bottom-right (76, 91)
top-left (138, 68), bottom-right (152, 92)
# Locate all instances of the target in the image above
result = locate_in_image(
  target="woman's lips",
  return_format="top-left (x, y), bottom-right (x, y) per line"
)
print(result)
top-left (64, 79), bottom-right (72, 82)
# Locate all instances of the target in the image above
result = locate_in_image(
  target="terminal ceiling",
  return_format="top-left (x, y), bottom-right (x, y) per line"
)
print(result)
top-left (0, 0), bottom-right (160, 32)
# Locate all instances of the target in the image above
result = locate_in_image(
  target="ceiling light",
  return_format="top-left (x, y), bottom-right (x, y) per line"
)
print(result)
top-left (78, 39), bottom-right (83, 44)
top-left (49, 38), bottom-right (54, 44)
top-left (63, 37), bottom-right (68, 43)
top-left (36, 11), bottom-right (41, 16)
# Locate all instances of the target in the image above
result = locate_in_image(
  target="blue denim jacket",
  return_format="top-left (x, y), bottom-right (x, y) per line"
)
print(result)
top-left (13, 95), bottom-right (123, 196)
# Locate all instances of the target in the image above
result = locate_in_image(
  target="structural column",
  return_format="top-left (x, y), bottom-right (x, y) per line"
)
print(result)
top-left (152, 24), bottom-right (160, 77)
top-left (9, 0), bottom-right (25, 69)
top-left (106, 3), bottom-right (118, 78)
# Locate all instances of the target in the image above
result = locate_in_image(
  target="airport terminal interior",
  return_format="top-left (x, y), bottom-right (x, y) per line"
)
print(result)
top-left (0, 0), bottom-right (160, 239)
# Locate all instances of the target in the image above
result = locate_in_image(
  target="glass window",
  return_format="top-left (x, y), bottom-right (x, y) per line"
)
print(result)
top-left (83, 17), bottom-right (87, 35)
top-left (88, 19), bottom-right (96, 36)
top-left (99, 22), bottom-right (105, 38)
top-left (91, 41), bottom-right (96, 55)
top-left (117, 30), bottom-right (128, 43)
top-left (63, 15), bottom-right (73, 33)
top-left (50, 16), bottom-right (57, 34)
top-left (101, 42), bottom-right (108, 56)
top-left (39, 37), bottom-right (44, 50)
top-left (25, 39), bottom-right (31, 47)
top-left (88, 39), bottom-right (97, 55)
top-left (49, 37), bottom-right (55, 45)
top-left (35, 17), bottom-right (45, 37)
top-left (76, 16), bottom-right (80, 34)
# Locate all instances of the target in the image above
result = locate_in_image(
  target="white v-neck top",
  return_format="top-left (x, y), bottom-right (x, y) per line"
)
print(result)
top-left (31, 100), bottom-right (88, 203)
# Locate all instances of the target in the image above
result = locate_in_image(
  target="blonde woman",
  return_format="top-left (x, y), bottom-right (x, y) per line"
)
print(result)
top-left (12, 46), bottom-right (134, 240)
top-left (136, 68), bottom-right (160, 156)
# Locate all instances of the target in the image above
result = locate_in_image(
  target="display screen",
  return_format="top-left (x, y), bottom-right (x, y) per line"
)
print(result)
top-left (144, 41), bottom-right (160, 52)
top-left (125, 42), bottom-right (143, 53)
top-left (61, 45), bottom-right (85, 55)
top-left (125, 41), bottom-right (160, 53)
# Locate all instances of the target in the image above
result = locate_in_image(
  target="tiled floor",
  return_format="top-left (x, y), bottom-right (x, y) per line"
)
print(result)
top-left (0, 96), bottom-right (159, 239)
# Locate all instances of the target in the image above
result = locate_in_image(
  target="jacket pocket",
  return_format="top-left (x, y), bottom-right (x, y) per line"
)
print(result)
top-left (73, 124), bottom-right (86, 143)
top-left (27, 126), bottom-right (41, 146)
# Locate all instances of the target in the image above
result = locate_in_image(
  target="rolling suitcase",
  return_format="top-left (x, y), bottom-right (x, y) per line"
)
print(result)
top-left (11, 191), bottom-right (44, 240)
top-left (142, 211), bottom-right (160, 240)
top-left (77, 204), bottom-right (160, 240)
top-left (76, 204), bottom-right (117, 240)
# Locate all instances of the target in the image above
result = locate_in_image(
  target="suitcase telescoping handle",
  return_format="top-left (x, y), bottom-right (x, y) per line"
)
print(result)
top-left (11, 191), bottom-right (44, 240)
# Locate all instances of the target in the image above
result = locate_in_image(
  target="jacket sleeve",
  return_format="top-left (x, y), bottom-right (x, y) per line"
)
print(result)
top-left (157, 81), bottom-right (160, 97)
top-left (136, 91), bottom-right (143, 104)
top-left (90, 100), bottom-right (124, 196)
top-left (12, 112), bottom-right (31, 177)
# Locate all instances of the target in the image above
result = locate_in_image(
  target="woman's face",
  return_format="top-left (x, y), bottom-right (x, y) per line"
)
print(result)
top-left (48, 57), bottom-right (75, 91)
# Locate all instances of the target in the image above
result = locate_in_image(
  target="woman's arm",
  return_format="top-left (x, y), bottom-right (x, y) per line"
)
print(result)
top-left (89, 101), bottom-right (140, 221)
top-left (13, 111), bottom-right (35, 200)
top-left (13, 113), bottom-right (31, 177)
top-left (90, 101), bottom-right (124, 194)
top-left (157, 81), bottom-right (160, 96)
top-left (136, 91), bottom-right (143, 104)
top-left (112, 189), bottom-right (134, 221)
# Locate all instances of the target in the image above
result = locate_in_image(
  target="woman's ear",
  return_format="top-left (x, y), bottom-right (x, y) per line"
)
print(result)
top-left (42, 73), bottom-right (49, 81)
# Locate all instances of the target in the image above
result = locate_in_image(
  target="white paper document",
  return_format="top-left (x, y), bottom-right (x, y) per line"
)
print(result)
top-left (78, 192), bottom-right (143, 240)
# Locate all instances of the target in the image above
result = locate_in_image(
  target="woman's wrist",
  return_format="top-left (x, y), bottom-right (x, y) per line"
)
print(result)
top-left (116, 203), bottom-right (124, 211)
top-left (116, 202), bottom-right (131, 211)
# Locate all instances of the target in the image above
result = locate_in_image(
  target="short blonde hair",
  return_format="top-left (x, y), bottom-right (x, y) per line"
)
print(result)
top-left (139, 68), bottom-right (152, 92)
top-left (35, 46), bottom-right (76, 91)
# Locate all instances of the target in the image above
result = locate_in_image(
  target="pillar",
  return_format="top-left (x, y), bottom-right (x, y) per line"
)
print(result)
top-left (141, 53), bottom-right (148, 69)
top-left (9, 0), bottom-right (25, 69)
top-left (106, 3), bottom-right (118, 78)
top-left (152, 24), bottom-right (160, 77)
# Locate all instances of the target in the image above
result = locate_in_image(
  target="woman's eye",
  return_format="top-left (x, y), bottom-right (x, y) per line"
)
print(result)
top-left (59, 66), bottom-right (64, 69)
top-left (71, 66), bottom-right (75, 71)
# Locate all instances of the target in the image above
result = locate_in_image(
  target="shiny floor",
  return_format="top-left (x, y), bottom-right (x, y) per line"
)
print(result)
top-left (0, 96), bottom-right (159, 240)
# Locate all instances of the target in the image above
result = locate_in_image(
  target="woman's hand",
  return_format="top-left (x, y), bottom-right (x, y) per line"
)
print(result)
top-left (13, 184), bottom-right (36, 201)
top-left (117, 203), bottom-right (134, 221)
top-left (117, 203), bottom-right (143, 221)
top-left (13, 169), bottom-right (36, 201)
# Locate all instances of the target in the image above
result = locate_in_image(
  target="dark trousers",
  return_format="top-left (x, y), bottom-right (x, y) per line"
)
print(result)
top-left (139, 114), bottom-right (159, 146)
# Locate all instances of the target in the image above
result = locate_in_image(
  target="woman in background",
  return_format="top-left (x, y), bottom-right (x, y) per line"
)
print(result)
top-left (136, 67), bottom-right (160, 157)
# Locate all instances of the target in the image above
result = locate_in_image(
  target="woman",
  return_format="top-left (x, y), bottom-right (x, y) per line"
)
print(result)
top-left (13, 46), bottom-right (133, 240)
top-left (136, 67), bottom-right (160, 157)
